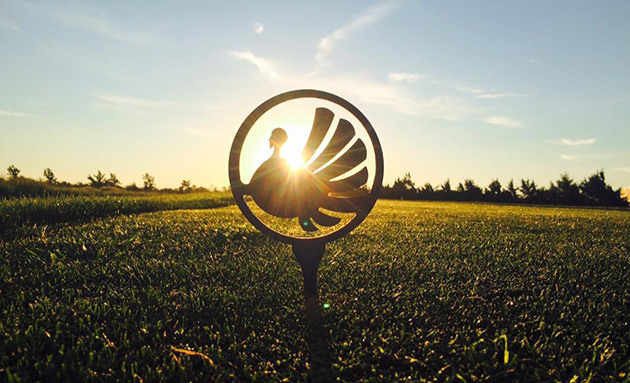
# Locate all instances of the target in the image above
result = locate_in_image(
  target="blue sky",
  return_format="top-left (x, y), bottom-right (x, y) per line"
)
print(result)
top-left (1, 0), bottom-right (629, 189)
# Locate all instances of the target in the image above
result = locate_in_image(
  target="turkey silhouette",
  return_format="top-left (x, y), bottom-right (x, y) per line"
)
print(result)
top-left (229, 90), bottom-right (383, 375)
top-left (248, 107), bottom-right (372, 232)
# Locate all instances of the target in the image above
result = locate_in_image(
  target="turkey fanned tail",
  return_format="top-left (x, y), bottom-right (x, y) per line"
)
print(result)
top-left (293, 108), bottom-right (374, 232)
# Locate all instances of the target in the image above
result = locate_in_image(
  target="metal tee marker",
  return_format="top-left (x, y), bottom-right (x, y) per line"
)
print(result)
top-left (229, 89), bottom-right (383, 307)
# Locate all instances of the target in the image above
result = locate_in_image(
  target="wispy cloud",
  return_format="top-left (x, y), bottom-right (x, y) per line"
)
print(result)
top-left (0, 109), bottom-right (28, 117)
top-left (457, 86), bottom-right (484, 94)
top-left (311, 1), bottom-right (396, 75)
top-left (55, 11), bottom-right (152, 44)
top-left (254, 22), bottom-right (264, 34)
top-left (457, 85), bottom-right (523, 99)
top-left (230, 5), bottom-right (487, 122)
top-left (388, 72), bottom-right (429, 84)
top-left (229, 47), bottom-right (480, 120)
top-left (230, 49), bottom-right (278, 77)
top-left (0, 18), bottom-right (19, 31)
top-left (559, 153), bottom-right (611, 161)
top-left (95, 95), bottom-right (164, 108)
top-left (278, 73), bottom-right (480, 120)
top-left (474, 92), bottom-right (524, 100)
top-left (485, 116), bottom-right (523, 128)
top-left (12, 1), bottom-right (154, 44)
top-left (262, 1), bottom-right (478, 120)
top-left (555, 138), bottom-right (597, 146)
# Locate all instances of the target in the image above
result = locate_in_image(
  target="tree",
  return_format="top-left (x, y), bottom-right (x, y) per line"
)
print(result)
top-left (506, 179), bottom-right (518, 200)
top-left (393, 172), bottom-right (415, 191)
top-left (143, 173), bottom-right (156, 190)
top-left (391, 172), bottom-right (416, 200)
top-left (580, 170), bottom-right (628, 207)
top-left (421, 182), bottom-right (434, 193)
top-left (552, 173), bottom-right (582, 205)
top-left (486, 179), bottom-right (502, 200)
top-left (374, 170), bottom-right (625, 207)
top-left (43, 168), bottom-right (57, 183)
top-left (88, 171), bottom-right (107, 188)
top-left (7, 165), bottom-right (20, 179)
top-left (463, 179), bottom-right (483, 201)
top-left (418, 182), bottom-right (435, 200)
top-left (179, 180), bottom-right (192, 193)
top-left (107, 173), bottom-right (120, 187)
top-left (520, 179), bottom-right (539, 203)
top-left (440, 178), bottom-right (452, 193)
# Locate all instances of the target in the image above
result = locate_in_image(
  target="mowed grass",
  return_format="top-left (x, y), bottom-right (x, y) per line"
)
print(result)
top-left (1, 200), bottom-right (629, 382)
top-left (0, 192), bottom-right (233, 238)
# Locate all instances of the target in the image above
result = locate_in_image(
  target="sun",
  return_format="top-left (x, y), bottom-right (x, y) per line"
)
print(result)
top-left (276, 127), bottom-right (308, 170)
top-left (286, 155), bottom-right (305, 170)
top-left (282, 143), bottom-right (306, 170)
top-left (238, 119), bottom-right (311, 182)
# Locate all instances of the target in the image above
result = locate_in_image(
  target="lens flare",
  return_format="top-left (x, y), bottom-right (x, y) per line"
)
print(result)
top-left (280, 137), bottom-right (306, 170)
top-left (286, 154), bottom-right (305, 170)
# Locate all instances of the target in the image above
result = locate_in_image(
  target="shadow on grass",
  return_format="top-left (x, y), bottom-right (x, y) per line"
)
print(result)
top-left (304, 297), bottom-right (334, 383)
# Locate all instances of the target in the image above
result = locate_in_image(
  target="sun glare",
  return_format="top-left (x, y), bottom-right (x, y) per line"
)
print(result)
top-left (286, 154), bottom-right (305, 170)
top-left (239, 112), bottom-right (311, 183)
top-left (282, 140), bottom-right (306, 170)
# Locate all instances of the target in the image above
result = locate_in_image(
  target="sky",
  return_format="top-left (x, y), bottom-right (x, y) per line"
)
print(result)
top-left (1, 0), bottom-right (629, 189)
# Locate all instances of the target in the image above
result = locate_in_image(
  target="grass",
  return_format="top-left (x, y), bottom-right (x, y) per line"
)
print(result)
top-left (0, 192), bottom-right (233, 238)
top-left (1, 200), bottom-right (629, 382)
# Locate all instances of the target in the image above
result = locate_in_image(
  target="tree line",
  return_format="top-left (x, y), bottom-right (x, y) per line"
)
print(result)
top-left (4, 164), bottom-right (627, 207)
top-left (2, 165), bottom-right (213, 198)
top-left (381, 170), bottom-right (628, 207)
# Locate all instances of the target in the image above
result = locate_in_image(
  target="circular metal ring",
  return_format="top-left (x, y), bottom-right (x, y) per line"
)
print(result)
top-left (228, 89), bottom-right (384, 244)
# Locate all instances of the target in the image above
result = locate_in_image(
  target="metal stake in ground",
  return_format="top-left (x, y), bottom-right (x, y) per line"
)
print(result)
top-left (228, 89), bottom-right (384, 306)
top-left (292, 240), bottom-right (325, 309)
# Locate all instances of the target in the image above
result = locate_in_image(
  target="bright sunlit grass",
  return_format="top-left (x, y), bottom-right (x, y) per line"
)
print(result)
top-left (4, 201), bottom-right (630, 381)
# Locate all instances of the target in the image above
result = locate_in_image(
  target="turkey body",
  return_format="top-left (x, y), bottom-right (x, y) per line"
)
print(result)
top-left (247, 107), bottom-right (373, 232)
top-left (249, 158), bottom-right (329, 224)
